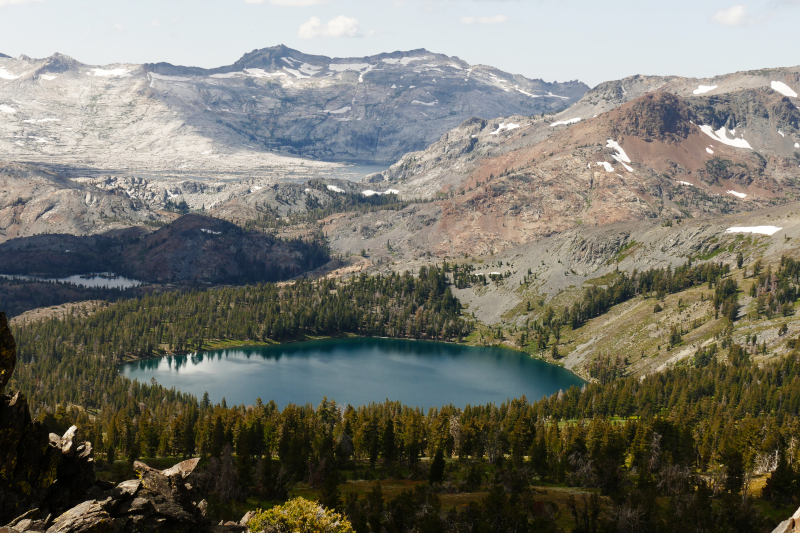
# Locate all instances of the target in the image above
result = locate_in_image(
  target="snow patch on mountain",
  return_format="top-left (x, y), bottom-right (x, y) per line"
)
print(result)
top-left (606, 139), bottom-right (631, 163)
top-left (362, 188), bottom-right (399, 196)
top-left (551, 118), bottom-right (581, 127)
top-left (693, 85), bottom-right (717, 95)
top-left (326, 106), bottom-right (351, 114)
top-left (699, 125), bottom-right (752, 149)
top-left (771, 81), bottom-right (797, 98)
top-left (489, 123), bottom-right (520, 135)
top-left (329, 63), bottom-right (369, 72)
top-left (88, 68), bottom-right (131, 77)
top-left (726, 226), bottom-right (782, 235)
top-left (0, 68), bottom-right (22, 80)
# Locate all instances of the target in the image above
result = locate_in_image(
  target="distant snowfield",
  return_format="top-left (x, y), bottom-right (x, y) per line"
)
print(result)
top-left (326, 106), bottom-right (351, 114)
top-left (676, 181), bottom-right (695, 187)
top-left (726, 190), bottom-right (747, 199)
top-left (148, 73), bottom-right (190, 82)
top-left (328, 63), bottom-right (369, 72)
top-left (0, 105), bottom-right (16, 114)
top-left (699, 125), bottom-right (752, 149)
top-left (726, 226), bottom-right (782, 236)
top-left (597, 162), bottom-right (614, 172)
top-left (515, 87), bottom-right (540, 98)
top-left (411, 100), bottom-right (437, 106)
top-left (40, 75), bottom-right (58, 81)
top-left (362, 188), bottom-right (399, 196)
top-left (23, 118), bottom-right (60, 123)
top-left (201, 228), bottom-right (222, 235)
top-left (0, 68), bottom-right (22, 80)
top-left (706, 147), bottom-right (714, 154)
top-left (244, 68), bottom-right (286, 79)
top-left (606, 138), bottom-right (632, 162)
top-left (209, 72), bottom-right (243, 79)
top-left (209, 69), bottom-right (287, 79)
top-left (489, 122), bottom-right (520, 135)
top-left (89, 68), bottom-right (131, 77)
top-left (550, 118), bottom-right (581, 127)
top-left (381, 57), bottom-right (427, 66)
top-left (148, 72), bottom-right (190, 88)
top-left (327, 185), bottom-right (345, 193)
top-left (693, 85), bottom-right (717, 95)
top-left (771, 81), bottom-right (797, 98)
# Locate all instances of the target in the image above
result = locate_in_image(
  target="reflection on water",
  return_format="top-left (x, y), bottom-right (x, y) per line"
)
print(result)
top-left (0, 272), bottom-right (144, 289)
top-left (120, 337), bottom-right (584, 409)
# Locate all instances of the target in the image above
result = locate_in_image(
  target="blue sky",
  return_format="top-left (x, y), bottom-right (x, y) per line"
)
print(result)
top-left (0, 0), bottom-right (798, 86)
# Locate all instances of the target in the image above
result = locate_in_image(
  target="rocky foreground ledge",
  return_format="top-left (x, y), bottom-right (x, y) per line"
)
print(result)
top-left (0, 311), bottom-right (254, 533)
top-left (773, 508), bottom-right (800, 533)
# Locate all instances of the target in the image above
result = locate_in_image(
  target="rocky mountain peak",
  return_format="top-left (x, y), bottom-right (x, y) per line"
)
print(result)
top-left (609, 92), bottom-right (696, 144)
top-left (38, 52), bottom-right (81, 73)
top-left (231, 44), bottom-right (330, 71)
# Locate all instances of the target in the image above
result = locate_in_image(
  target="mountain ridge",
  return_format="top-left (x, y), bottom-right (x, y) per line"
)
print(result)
top-left (0, 45), bottom-right (587, 165)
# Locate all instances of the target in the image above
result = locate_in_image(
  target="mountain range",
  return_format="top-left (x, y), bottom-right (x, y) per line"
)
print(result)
top-left (0, 44), bottom-right (586, 167)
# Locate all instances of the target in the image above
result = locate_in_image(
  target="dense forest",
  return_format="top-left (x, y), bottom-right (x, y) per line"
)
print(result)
top-left (7, 260), bottom-right (800, 531)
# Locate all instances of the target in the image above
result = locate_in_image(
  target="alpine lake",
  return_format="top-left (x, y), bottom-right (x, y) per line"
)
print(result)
top-left (119, 337), bottom-right (584, 408)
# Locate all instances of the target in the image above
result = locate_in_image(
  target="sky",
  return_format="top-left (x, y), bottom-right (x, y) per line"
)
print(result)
top-left (0, 0), bottom-right (798, 87)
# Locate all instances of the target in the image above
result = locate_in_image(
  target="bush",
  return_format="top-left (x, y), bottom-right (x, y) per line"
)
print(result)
top-left (653, 303), bottom-right (663, 313)
top-left (248, 498), bottom-right (354, 533)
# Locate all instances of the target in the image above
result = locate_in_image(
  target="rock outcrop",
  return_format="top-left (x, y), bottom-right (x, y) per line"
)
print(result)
top-left (4, 458), bottom-right (246, 533)
top-left (2, 458), bottom-right (247, 532)
top-left (0, 312), bottom-right (15, 394)
top-left (773, 507), bottom-right (800, 533)
top-left (0, 312), bottom-right (244, 533)
top-left (1, 311), bottom-right (99, 525)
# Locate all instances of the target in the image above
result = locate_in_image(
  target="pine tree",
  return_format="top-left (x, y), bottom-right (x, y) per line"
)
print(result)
top-left (429, 448), bottom-right (445, 485)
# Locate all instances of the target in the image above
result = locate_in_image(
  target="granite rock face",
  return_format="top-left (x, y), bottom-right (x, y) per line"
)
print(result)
top-left (1, 311), bottom-right (98, 524)
top-left (4, 458), bottom-right (246, 533)
top-left (0, 314), bottom-right (244, 533)
top-left (0, 312), bottom-right (15, 394)
top-left (0, 45), bottom-right (587, 166)
top-left (772, 507), bottom-right (800, 533)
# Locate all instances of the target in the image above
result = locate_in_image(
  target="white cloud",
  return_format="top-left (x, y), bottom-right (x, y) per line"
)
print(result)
top-left (459, 14), bottom-right (508, 25)
top-left (246, 0), bottom-right (328, 6)
top-left (114, 23), bottom-right (125, 33)
top-left (149, 19), bottom-right (160, 27)
top-left (711, 4), bottom-right (756, 26)
top-left (0, 0), bottom-right (42, 6)
top-left (298, 15), bottom-right (360, 38)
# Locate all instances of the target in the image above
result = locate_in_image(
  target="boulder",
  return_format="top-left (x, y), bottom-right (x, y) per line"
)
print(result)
top-left (0, 394), bottom-right (97, 524)
top-left (772, 506), bottom-right (800, 533)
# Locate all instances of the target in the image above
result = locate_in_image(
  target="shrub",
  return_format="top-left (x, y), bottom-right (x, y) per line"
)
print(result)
top-left (248, 497), bottom-right (354, 533)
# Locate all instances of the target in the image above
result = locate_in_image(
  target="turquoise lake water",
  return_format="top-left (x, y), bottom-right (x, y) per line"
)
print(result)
top-left (119, 337), bottom-right (584, 408)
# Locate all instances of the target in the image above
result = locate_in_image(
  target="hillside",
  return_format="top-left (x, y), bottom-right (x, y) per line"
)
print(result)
top-left (0, 213), bottom-right (328, 284)
top-left (352, 79), bottom-right (800, 257)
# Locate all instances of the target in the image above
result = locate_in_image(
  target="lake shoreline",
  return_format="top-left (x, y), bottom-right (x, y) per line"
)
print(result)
top-left (119, 337), bottom-right (586, 409)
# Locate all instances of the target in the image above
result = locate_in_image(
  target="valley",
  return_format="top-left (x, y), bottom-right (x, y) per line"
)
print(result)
top-left (3, 39), bottom-right (800, 532)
